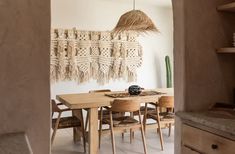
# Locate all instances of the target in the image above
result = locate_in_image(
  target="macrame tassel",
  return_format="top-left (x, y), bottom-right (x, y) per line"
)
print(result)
top-left (125, 40), bottom-right (142, 82)
top-left (50, 55), bottom-right (59, 82)
top-left (112, 42), bottom-right (122, 79)
top-left (50, 29), bottom-right (59, 83)
top-left (90, 31), bottom-right (100, 78)
top-left (73, 30), bottom-right (91, 84)
top-left (57, 29), bottom-right (70, 81)
top-left (98, 67), bottom-right (110, 85)
top-left (67, 29), bottom-right (77, 81)
top-left (127, 70), bottom-right (137, 82)
top-left (98, 32), bottom-right (113, 84)
top-left (75, 65), bottom-right (90, 83)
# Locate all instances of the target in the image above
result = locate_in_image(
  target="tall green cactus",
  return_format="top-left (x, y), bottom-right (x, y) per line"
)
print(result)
top-left (165, 55), bottom-right (172, 88)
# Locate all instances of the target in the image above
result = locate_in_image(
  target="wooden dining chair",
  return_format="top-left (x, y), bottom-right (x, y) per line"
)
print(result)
top-left (128, 102), bottom-right (156, 141)
top-left (143, 96), bottom-right (174, 151)
top-left (51, 99), bottom-right (86, 152)
top-left (103, 99), bottom-right (147, 154)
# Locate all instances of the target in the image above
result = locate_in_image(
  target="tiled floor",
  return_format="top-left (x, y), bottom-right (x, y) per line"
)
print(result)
top-left (52, 127), bottom-right (174, 154)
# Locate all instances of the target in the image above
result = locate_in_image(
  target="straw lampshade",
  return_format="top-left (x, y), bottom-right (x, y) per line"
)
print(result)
top-left (113, 0), bottom-right (159, 34)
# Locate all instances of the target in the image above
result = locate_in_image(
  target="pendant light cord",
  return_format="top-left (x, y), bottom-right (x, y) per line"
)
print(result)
top-left (133, 0), bottom-right (135, 10)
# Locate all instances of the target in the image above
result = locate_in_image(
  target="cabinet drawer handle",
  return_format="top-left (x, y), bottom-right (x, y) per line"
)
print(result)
top-left (211, 144), bottom-right (218, 150)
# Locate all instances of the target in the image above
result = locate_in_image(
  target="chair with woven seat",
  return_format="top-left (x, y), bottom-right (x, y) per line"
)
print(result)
top-left (133, 102), bottom-right (156, 116)
top-left (129, 102), bottom-right (156, 141)
top-left (143, 96), bottom-right (174, 151)
top-left (51, 99), bottom-right (86, 152)
top-left (103, 99), bottom-right (147, 154)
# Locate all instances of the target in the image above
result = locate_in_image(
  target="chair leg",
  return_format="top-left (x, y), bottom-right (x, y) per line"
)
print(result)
top-left (72, 110), bottom-right (82, 143)
top-left (51, 112), bottom-right (62, 145)
top-left (122, 132), bottom-right (124, 140)
top-left (130, 112), bottom-right (134, 143)
top-left (168, 123), bottom-right (172, 137)
top-left (99, 107), bottom-right (103, 149)
top-left (78, 110), bottom-right (87, 153)
top-left (157, 122), bottom-right (164, 151)
top-left (85, 110), bottom-right (89, 132)
top-left (140, 126), bottom-right (148, 154)
top-left (130, 129), bottom-right (132, 144)
top-left (143, 103), bottom-right (148, 133)
top-left (73, 127), bottom-right (79, 143)
top-left (110, 112), bottom-right (116, 154)
top-left (139, 111), bottom-right (148, 154)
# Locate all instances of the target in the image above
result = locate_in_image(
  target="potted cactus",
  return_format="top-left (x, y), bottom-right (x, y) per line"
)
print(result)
top-left (165, 55), bottom-right (172, 88)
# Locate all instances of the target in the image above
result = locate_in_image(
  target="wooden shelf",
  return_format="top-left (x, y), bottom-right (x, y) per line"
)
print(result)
top-left (216, 47), bottom-right (235, 53)
top-left (217, 2), bottom-right (235, 12)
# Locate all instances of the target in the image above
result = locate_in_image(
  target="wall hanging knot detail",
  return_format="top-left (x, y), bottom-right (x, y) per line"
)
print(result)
top-left (50, 28), bottom-right (143, 85)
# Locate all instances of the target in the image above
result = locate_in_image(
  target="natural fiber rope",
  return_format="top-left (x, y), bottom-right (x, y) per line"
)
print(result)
top-left (50, 28), bottom-right (143, 85)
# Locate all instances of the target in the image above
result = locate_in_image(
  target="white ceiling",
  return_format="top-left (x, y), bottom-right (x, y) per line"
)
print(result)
top-left (107, 0), bottom-right (172, 7)
top-left (138, 0), bottom-right (172, 7)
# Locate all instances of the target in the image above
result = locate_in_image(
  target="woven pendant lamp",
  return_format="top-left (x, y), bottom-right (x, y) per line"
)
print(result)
top-left (113, 0), bottom-right (159, 34)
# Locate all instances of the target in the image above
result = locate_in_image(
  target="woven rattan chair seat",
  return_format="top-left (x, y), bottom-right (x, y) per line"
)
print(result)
top-left (103, 116), bottom-right (139, 127)
top-left (133, 106), bottom-right (155, 115)
top-left (52, 116), bottom-right (81, 129)
top-left (147, 112), bottom-right (174, 121)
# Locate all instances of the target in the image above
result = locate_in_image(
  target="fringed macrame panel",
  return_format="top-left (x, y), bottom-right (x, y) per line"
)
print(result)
top-left (50, 28), bottom-right (143, 85)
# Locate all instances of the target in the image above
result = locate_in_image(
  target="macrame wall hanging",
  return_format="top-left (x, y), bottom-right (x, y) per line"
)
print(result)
top-left (51, 28), bottom-right (143, 85)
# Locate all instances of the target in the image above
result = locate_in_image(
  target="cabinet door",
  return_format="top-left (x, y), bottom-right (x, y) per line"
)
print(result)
top-left (182, 146), bottom-right (202, 154)
top-left (182, 124), bottom-right (235, 154)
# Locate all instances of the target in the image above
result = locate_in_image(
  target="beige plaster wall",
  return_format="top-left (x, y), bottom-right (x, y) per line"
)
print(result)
top-left (173, 0), bottom-right (235, 153)
top-left (172, 1), bottom-right (185, 153)
top-left (0, 0), bottom-right (50, 153)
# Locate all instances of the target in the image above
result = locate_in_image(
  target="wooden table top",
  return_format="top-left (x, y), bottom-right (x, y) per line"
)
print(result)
top-left (56, 88), bottom-right (173, 109)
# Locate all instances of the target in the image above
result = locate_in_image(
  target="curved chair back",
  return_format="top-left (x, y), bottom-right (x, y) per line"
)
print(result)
top-left (51, 99), bottom-right (61, 113)
top-left (158, 96), bottom-right (174, 108)
top-left (110, 99), bottom-right (140, 112)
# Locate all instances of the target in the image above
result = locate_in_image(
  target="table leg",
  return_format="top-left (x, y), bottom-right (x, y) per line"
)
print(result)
top-left (72, 110), bottom-right (81, 142)
top-left (89, 107), bottom-right (98, 154)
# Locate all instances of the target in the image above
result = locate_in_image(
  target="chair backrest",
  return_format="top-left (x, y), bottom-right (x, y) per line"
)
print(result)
top-left (89, 89), bottom-right (111, 93)
top-left (158, 96), bottom-right (174, 108)
top-left (51, 99), bottom-right (61, 113)
top-left (110, 99), bottom-right (140, 112)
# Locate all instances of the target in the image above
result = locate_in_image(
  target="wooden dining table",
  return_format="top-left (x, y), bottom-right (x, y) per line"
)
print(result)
top-left (56, 88), bottom-right (173, 154)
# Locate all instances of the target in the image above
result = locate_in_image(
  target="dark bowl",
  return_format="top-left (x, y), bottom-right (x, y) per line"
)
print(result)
top-left (128, 85), bottom-right (142, 95)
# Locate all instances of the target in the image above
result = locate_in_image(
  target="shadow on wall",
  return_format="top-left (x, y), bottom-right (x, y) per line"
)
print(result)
top-left (154, 54), bottom-right (163, 87)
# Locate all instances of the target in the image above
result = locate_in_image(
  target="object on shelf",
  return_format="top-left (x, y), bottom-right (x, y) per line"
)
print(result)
top-left (216, 47), bottom-right (235, 53)
top-left (208, 102), bottom-right (235, 119)
top-left (217, 2), bottom-right (235, 12)
top-left (210, 102), bottom-right (235, 110)
top-left (234, 88), bottom-right (235, 104)
top-left (233, 33), bottom-right (235, 47)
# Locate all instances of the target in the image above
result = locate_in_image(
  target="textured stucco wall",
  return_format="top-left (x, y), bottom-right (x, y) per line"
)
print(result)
top-left (172, 1), bottom-right (185, 153)
top-left (0, 0), bottom-right (50, 153)
top-left (173, 0), bottom-right (235, 153)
